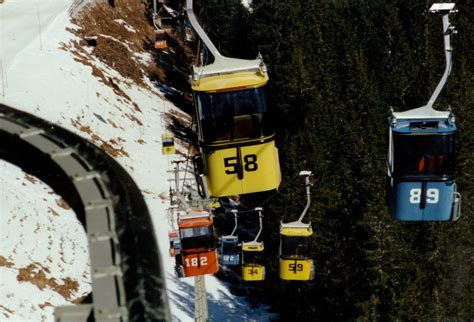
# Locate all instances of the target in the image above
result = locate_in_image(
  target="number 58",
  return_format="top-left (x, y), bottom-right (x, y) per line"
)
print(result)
top-left (223, 154), bottom-right (258, 174)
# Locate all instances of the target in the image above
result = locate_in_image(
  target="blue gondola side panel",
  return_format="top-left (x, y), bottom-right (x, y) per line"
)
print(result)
top-left (392, 180), bottom-right (456, 221)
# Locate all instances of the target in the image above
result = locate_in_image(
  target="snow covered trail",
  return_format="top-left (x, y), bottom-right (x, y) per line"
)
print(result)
top-left (0, 0), bottom-right (71, 69)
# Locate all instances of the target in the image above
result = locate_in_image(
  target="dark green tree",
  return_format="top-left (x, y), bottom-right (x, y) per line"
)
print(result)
top-left (196, 0), bottom-right (474, 319)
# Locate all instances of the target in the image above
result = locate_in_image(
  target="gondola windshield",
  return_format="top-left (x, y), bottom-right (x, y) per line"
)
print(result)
top-left (393, 133), bottom-right (455, 178)
top-left (162, 136), bottom-right (174, 147)
top-left (180, 226), bottom-right (215, 249)
top-left (196, 87), bottom-right (272, 142)
top-left (281, 236), bottom-right (311, 258)
top-left (243, 250), bottom-right (264, 265)
top-left (222, 240), bottom-right (239, 254)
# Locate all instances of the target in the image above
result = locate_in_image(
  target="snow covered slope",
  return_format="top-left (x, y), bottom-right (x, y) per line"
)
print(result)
top-left (0, 0), bottom-right (275, 321)
top-left (0, 160), bottom-right (90, 321)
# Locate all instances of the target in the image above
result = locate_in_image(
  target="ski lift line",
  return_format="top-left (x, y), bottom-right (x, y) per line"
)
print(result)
top-left (171, 160), bottom-right (192, 212)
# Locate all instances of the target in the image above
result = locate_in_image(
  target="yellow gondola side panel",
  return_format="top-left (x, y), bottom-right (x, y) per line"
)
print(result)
top-left (203, 140), bottom-right (281, 197)
top-left (280, 226), bottom-right (313, 237)
top-left (163, 146), bottom-right (176, 154)
top-left (242, 264), bottom-right (265, 281)
top-left (162, 146), bottom-right (176, 155)
top-left (279, 258), bottom-right (314, 281)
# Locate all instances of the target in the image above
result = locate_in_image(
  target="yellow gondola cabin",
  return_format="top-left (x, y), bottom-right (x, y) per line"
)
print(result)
top-left (161, 135), bottom-right (176, 155)
top-left (241, 242), bottom-right (265, 281)
top-left (279, 223), bottom-right (314, 281)
top-left (241, 207), bottom-right (265, 281)
top-left (279, 171), bottom-right (315, 281)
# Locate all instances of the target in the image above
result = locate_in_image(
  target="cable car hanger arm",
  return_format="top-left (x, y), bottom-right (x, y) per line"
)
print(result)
top-left (186, 0), bottom-right (267, 80)
top-left (425, 3), bottom-right (457, 111)
top-left (229, 209), bottom-right (239, 237)
top-left (297, 171), bottom-right (313, 223)
top-left (186, 0), bottom-right (222, 59)
top-left (253, 207), bottom-right (263, 243)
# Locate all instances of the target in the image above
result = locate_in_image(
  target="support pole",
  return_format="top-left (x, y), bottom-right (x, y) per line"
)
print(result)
top-left (194, 276), bottom-right (209, 322)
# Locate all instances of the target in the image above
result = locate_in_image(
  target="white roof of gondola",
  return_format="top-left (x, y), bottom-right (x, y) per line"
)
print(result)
top-left (192, 56), bottom-right (264, 79)
top-left (280, 220), bottom-right (311, 229)
top-left (392, 106), bottom-right (451, 119)
top-left (429, 3), bottom-right (456, 12)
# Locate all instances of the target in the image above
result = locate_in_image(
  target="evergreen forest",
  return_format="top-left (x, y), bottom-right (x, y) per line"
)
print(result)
top-left (194, 0), bottom-right (474, 320)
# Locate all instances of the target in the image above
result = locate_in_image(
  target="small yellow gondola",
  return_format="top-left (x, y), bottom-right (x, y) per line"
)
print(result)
top-left (241, 207), bottom-right (265, 281)
top-left (279, 171), bottom-right (315, 281)
top-left (280, 223), bottom-right (314, 281)
top-left (161, 135), bottom-right (176, 155)
top-left (241, 242), bottom-right (265, 281)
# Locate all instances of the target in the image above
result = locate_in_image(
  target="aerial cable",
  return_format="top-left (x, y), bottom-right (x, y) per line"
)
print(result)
top-left (180, 114), bottom-right (195, 194)
top-left (203, 46), bottom-right (208, 66)
top-left (196, 39), bottom-right (202, 67)
top-left (231, 172), bottom-right (303, 214)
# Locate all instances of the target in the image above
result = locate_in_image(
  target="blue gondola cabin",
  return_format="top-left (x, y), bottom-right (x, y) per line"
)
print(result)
top-left (388, 109), bottom-right (461, 221)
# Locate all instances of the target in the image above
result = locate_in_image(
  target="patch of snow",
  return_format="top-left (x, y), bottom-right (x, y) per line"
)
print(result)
top-left (114, 18), bottom-right (136, 33)
top-left (135, 51), bottom-right (153, 66)
top-left (0, 160), bottom-right (91, 322)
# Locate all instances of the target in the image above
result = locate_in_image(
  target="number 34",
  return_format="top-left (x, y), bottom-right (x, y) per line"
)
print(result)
top-left (409, 188), bottom-right (439, 204)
